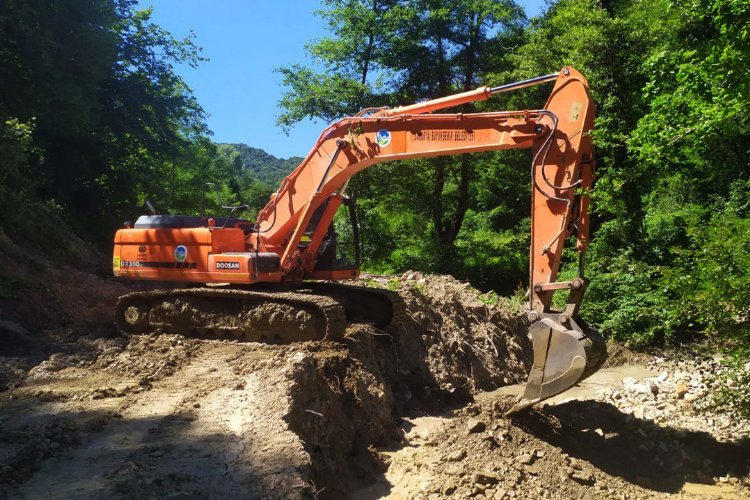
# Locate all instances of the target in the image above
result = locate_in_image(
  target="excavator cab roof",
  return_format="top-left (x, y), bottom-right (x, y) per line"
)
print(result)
top-left (133, 215), bottom-right (248, 229)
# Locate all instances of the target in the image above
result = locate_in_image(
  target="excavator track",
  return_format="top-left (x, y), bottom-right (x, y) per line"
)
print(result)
top-left (297, 282), bottom-right (408, 330)
top-left (115, 288), bottom-right (347, 342)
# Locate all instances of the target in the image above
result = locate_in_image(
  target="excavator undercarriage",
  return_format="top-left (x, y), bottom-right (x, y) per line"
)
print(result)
top-left (116, 283), bottom-right (406, 342)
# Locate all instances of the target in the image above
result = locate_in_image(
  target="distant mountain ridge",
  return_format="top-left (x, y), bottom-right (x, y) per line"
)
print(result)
top-left (218, 143), bottom-right (302, 187)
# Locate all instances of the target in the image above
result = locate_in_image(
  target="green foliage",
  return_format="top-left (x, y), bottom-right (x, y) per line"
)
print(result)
top-left (277, 66), bottom-right (375, 130)
top-left (453, 211), bottom-right (529, 294)
top-left (1, 0), bottom-right (748, 357)
top-left (0, 118), bottom-right (98, 260)
top-left (275, 0), bottom-right (750, 352)
top-left (0, 119), bottom-right (42, 235)
top-left (584, 179), bottom-right (750, 347)
top-left (386, 278), bottom-right (401, 291)
top-left (715, 348), bottom-right (750, 419)
top-left (275, 0), bottom-right (405, 128)
top-left (0, 1), bottom-right (276, 247)
top-left (509, 0), bottom-right (749, 350)
top-left (278, 0), bottom-right (528, 276)
top-left (672, 181), bottom-right (750, 338)
top-left (218, 144), bottom-right (301, 187)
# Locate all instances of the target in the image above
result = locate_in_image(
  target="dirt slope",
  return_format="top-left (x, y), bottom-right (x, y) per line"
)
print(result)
top-left (1, 264), bottom-right (749, 499)
top-left (0, 269), bottom-right (530, 498)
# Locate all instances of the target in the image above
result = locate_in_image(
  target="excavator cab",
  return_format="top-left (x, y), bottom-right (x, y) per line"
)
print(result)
top-left (308, 196), bottom-right (361, 277)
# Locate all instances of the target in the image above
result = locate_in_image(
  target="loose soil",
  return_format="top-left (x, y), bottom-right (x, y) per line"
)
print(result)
top-left (1, 259), bottom-right (748, 499)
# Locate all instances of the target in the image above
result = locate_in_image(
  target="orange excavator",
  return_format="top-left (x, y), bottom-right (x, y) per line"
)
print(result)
top-left (113, 67), bottom-right (606, 412)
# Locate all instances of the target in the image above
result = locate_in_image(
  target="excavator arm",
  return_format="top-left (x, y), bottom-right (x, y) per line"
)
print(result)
top-left (250, 67), bottom-right (606, 411)
top-left (254, 69), bottom-right (591, 285)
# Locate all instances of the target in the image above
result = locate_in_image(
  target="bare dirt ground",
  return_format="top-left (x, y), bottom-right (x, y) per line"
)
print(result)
top-left (1, 257), bottom-right (749, 499)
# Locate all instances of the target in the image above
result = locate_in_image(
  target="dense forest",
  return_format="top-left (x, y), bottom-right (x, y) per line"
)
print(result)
top-left (217, 144), bottom-right (300, 187)
top-left (0, 0), bottom-right (748, 407)
top-left (0, 0), bottom-right (291, 246)
top-left (277, 0), bottom-right (749, 351)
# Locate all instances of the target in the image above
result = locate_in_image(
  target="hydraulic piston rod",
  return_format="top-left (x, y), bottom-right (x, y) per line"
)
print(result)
top-left (381, 72), bottom-right (561, 117)
top-left (489, 72), bottom-right (560, 94)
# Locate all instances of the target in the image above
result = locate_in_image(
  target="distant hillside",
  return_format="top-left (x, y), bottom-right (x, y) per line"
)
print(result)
top-left (219, 143), bottom-right (302, 187)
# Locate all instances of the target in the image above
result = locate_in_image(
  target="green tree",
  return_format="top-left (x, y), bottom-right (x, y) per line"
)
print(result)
top-left (508, 0), bottom-right (750, 347)
top-left (0, 0), bottom-right (210, 243)
top-left (277, 0), bottom-right (406, 129)
top-left (278, 0), bottom-right (527, 271)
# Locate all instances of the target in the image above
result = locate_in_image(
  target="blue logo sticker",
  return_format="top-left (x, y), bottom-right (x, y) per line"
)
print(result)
top-left (376, 129), bottom-right (391, 147)
top-left (174, 245), bottom-right (187, 263)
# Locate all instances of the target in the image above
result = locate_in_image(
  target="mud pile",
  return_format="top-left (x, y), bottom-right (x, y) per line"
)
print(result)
top-left (368, 394), bottom-right (750, 499)
top-left (0, 270), bottom-right (531, 498)
top-left (373, 272), bottom-right (531, 396)
top-left (3, 232), bottom-right (750, 498)
top-left (3, 263), bottom-right (750, 499)
top-left (233, 272), bottom-right (533, 495)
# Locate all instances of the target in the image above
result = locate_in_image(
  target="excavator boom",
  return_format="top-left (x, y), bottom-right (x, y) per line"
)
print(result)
top-left (113, 67), bottom-right (607, 411)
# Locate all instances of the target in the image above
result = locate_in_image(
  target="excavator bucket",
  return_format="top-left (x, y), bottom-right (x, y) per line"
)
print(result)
top-left (507, 315), bottom-right (607, 415)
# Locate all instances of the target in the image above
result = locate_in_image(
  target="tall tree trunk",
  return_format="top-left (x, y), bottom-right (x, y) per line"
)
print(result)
top-left (446, 154), bottom-right (472, 243)
top-left (431, 30), bottom-right (451, 266)
top-left (361, 32), bottom-right (374, 86)
top-left (432, 156), bottom-right (447, 243)
top-left (430, 11), bottom-right (481, 266)
top-left (360, 0), bottom-right (378, 85)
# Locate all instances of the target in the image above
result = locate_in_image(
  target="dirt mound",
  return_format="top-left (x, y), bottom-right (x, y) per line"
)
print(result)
top-left (358, 272), bottom-right (531, 398)
top-left (4, 262), bottom-right (748, 499)
top-left (232, 272), bottom-right (533, 496)
top-left (0, 270), bottom-right (531, 497)
top-left (367, 394), bottom-right (750, 499)
top-left (91, 333), bottom-right (203, 382)
top-left (0, 227), bottom-right (133, 333)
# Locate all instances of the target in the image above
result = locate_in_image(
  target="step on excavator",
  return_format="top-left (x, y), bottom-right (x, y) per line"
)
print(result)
top-left (113, 67), bottom-right (607, 412)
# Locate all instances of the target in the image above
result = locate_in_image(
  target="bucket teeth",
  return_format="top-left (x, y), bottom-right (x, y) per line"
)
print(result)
top-left (507, 315), bottom-right (606, 415)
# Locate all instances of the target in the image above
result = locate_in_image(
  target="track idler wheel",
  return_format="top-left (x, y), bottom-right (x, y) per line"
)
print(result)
top-left (507, 313), bottom-right (607, 415)
top-left (115, 298), bottom-right (151, 334)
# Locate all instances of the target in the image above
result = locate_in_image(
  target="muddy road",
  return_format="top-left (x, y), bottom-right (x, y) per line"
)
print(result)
top-left (1, 270), bottom-right (748, 499)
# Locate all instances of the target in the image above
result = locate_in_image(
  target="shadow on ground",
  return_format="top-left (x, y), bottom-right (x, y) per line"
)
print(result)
top-left (517, 400), bottom-right (750, 493)
top-left (0, 405), bottom-right (313, 499)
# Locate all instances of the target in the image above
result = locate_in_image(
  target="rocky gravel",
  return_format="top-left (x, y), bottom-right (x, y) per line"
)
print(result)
top-left (352, 335), bottom-right (750, 499)
top-left (358, 372), bottom-right (750, 499)
top-left (594, 354), bottom-right (750, 443)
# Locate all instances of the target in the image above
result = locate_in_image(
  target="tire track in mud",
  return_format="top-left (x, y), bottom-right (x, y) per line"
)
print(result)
top-left (13, 344), bottom-right (313, 499)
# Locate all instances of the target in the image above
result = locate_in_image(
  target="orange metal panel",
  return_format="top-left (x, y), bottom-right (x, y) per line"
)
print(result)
top-left (528, 67), bottom-right (595, 310)
top-left (114, 227), bottom-right (250, 282)
top-left (116, 227), bottom-right (213, 245)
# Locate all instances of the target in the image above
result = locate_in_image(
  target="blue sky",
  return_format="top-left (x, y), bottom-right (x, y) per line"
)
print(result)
top-left (140, 1), bottom-right (547, 158)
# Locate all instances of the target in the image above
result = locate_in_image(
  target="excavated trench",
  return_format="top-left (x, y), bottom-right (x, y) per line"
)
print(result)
top-left (283, 314), bottom-right (531, 496)
top-left (227, 273), bottom-right (533, 496)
